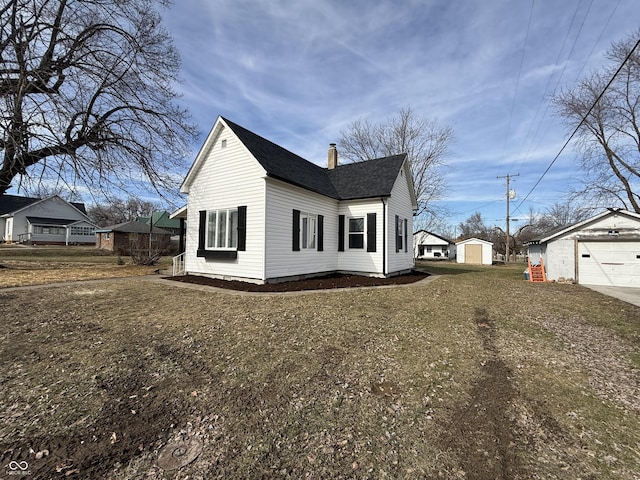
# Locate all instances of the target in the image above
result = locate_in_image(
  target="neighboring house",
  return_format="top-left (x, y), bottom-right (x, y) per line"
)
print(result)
top-left (413, 230), bottom-right (455, 259)
top-left (174, 116), bottom-right (418, 283)
top-left (527, 208), bottom-right (640, 287)
top-left (0, 194), bottom-right (97, 245)
top-left (95, 220), bottom-right (173, 254)
top-left (456, 238), bottom-right (493, 265)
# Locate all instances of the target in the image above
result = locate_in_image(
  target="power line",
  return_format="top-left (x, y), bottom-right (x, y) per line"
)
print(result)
top-left (500, 1), bottom-right (534, 164)
top-left (513, 34), bottom-right (640, 214)
top-left (516, 0), bottom-right (586, 173)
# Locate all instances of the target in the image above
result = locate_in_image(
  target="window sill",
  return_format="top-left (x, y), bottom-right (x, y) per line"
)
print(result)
top-left (197, 249), bottom-right (238, 260)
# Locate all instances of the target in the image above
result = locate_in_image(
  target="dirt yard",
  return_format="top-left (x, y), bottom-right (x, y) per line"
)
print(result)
top-left (0, 261), bottom-right (639, 479)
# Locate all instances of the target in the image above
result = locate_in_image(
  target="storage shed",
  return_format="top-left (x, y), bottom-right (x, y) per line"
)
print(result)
top-left (527, 208), bottom-right (640, 287)
top-left (456, 238), bottom-right (493, 265)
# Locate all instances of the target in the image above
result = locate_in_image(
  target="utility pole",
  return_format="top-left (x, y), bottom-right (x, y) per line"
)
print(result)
top-left (497, 173), bottom-right (519, 262)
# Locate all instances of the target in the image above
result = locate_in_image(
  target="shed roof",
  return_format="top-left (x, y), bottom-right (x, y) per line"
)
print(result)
top-left (456, 237), bottom-right (493, 246)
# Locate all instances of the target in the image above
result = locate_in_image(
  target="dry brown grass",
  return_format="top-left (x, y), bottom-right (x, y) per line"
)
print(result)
top-left (0, 246), bottom-right (165, 287)
top-left (0, 260), bottom-right (638, 479)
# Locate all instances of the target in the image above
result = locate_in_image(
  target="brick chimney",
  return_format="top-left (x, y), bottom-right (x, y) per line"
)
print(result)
top-left (328, 143), bottom-right (338, 170)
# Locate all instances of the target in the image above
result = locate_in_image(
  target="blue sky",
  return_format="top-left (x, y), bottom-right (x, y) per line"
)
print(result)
top-left (164, 0), bottom-right (639, 231)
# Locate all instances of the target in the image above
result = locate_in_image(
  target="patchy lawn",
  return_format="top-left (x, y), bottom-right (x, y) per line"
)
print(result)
top-left (0, 261), bottom-right (638, 479)
top-left (0, 246), bottom-right (168, 287)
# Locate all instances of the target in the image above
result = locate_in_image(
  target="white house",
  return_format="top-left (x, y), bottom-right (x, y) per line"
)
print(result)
top-left (413, 230), bottom-right (455, 259)
top-left (0, 195), bottom-right (97, 245)
top-left (456, 238), bottom-right (493, 265)
top-left (173, 116), bottom-right (418, 283)
top-left (527, 208), bottom-right (640, 287)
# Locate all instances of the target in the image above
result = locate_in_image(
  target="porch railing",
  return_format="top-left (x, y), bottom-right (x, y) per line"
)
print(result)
top-left (172, 252), bottom-right (185, 276)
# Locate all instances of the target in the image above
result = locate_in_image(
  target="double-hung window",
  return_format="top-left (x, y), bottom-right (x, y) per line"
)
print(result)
top-left (348, 217), bottom-right (364, 249)
top-left (207, 208), bottom-right (238, 249)
top-left (301, 213), bottom-right (317, 249)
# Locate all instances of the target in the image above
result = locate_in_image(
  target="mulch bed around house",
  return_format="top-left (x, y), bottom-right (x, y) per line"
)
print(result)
top-left (165, 270), bottom-right (429, 292)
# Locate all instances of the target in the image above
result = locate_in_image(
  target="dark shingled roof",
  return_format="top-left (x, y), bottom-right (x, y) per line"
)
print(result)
top-left (26, 216), bottom-right (81, 226)
top-left (0, 195), bottom-right (38, 215)
top-left (327, 154), bottom-right (407, 200)
top-left (222, 117), bottom-right (407, 200)
top-left (0, 194), bottom-right (87, 215)
top-left (95, 220), bottom-right (172, 234)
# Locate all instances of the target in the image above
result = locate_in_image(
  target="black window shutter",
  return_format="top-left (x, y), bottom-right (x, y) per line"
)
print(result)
top-left (338, 215), bottom-right (345, 252)
top-left (292, 209), bottom-right (300, 251)
top-left (395, 215), bottom-right (399, 252)
top-left (198, 210), bottom-right (207, 250)
top-left (237, 206), bottom-right (247, 251)
top-left (367, 213), bottom-right (376, 252)
top-left (317, 215), bottom-right (324, 251)
top-left (404, 219), bottom-right (408, 253)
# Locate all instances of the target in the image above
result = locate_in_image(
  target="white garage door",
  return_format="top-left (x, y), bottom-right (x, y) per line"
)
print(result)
top-left (578, 241), bottom-right (640, 287)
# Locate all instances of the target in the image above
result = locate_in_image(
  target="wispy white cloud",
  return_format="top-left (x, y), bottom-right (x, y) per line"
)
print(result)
top-left (164, 0), bottom-right (639, 225)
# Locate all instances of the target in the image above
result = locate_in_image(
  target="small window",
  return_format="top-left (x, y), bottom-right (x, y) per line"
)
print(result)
top-left (582, 254), bottom-right (590, 258)
top-left (426, 246), bottom-right (432, 252)
top-left (221, 139), bottom-right (227, 148)
top-left (349, 217), bottom-right (364, 249)
top-left (397, 217), bottom-right (404, 251)
top-left (300, 213), bottom-right (317, 249)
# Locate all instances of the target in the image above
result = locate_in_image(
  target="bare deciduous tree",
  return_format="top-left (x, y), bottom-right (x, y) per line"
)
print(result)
top-left (0, 0), bottom-right (197, 198)
top-left (338, 108), bottom-right (453, 223)
top-left (536, 201), bottom-right (592, 231)
top-left (87, 196), bottom-right (158, 227)
top-left (554, 31), bottom-right (640, 212)
top-left (458, 212), bottom-right (490, 241)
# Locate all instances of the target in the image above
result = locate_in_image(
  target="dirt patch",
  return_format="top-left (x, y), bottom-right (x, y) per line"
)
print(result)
top-left (438, 308), bottom-right (526, 480)
top-left (165, 270), bottom-right (429, 292)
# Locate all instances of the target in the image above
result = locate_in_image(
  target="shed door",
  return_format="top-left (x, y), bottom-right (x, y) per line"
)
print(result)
top-left (465, 244), bottom-right (483, 265)
top-left (578, 241), bottom-right (640, 287)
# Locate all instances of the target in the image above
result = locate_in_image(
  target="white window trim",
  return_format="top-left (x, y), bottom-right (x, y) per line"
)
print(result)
top-left (348, 217), bottom-right (365, 249)
top-left (206, 208), bottom-right (238, 250)
top-left (300, 212), bottom-right (317, 250)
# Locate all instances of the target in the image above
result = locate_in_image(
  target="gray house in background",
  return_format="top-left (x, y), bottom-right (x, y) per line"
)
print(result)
top-left (0, 194), bottom-right (97, 245)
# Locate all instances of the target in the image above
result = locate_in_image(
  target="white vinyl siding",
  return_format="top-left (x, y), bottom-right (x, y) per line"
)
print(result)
top-left (337, 200), bottom-right (384, 274)
top-left (185, 127), bottom-right (266, 280)
top-left (265, 179), bottom-right (338, 279)
top-left (386, 165), bottom-right (415, 274)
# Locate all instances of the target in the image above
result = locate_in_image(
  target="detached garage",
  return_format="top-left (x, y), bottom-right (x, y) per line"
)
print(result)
top-left (456, 238), bottom-right (493, 265)
top-left (527, 208), bottom-right (640, 287)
